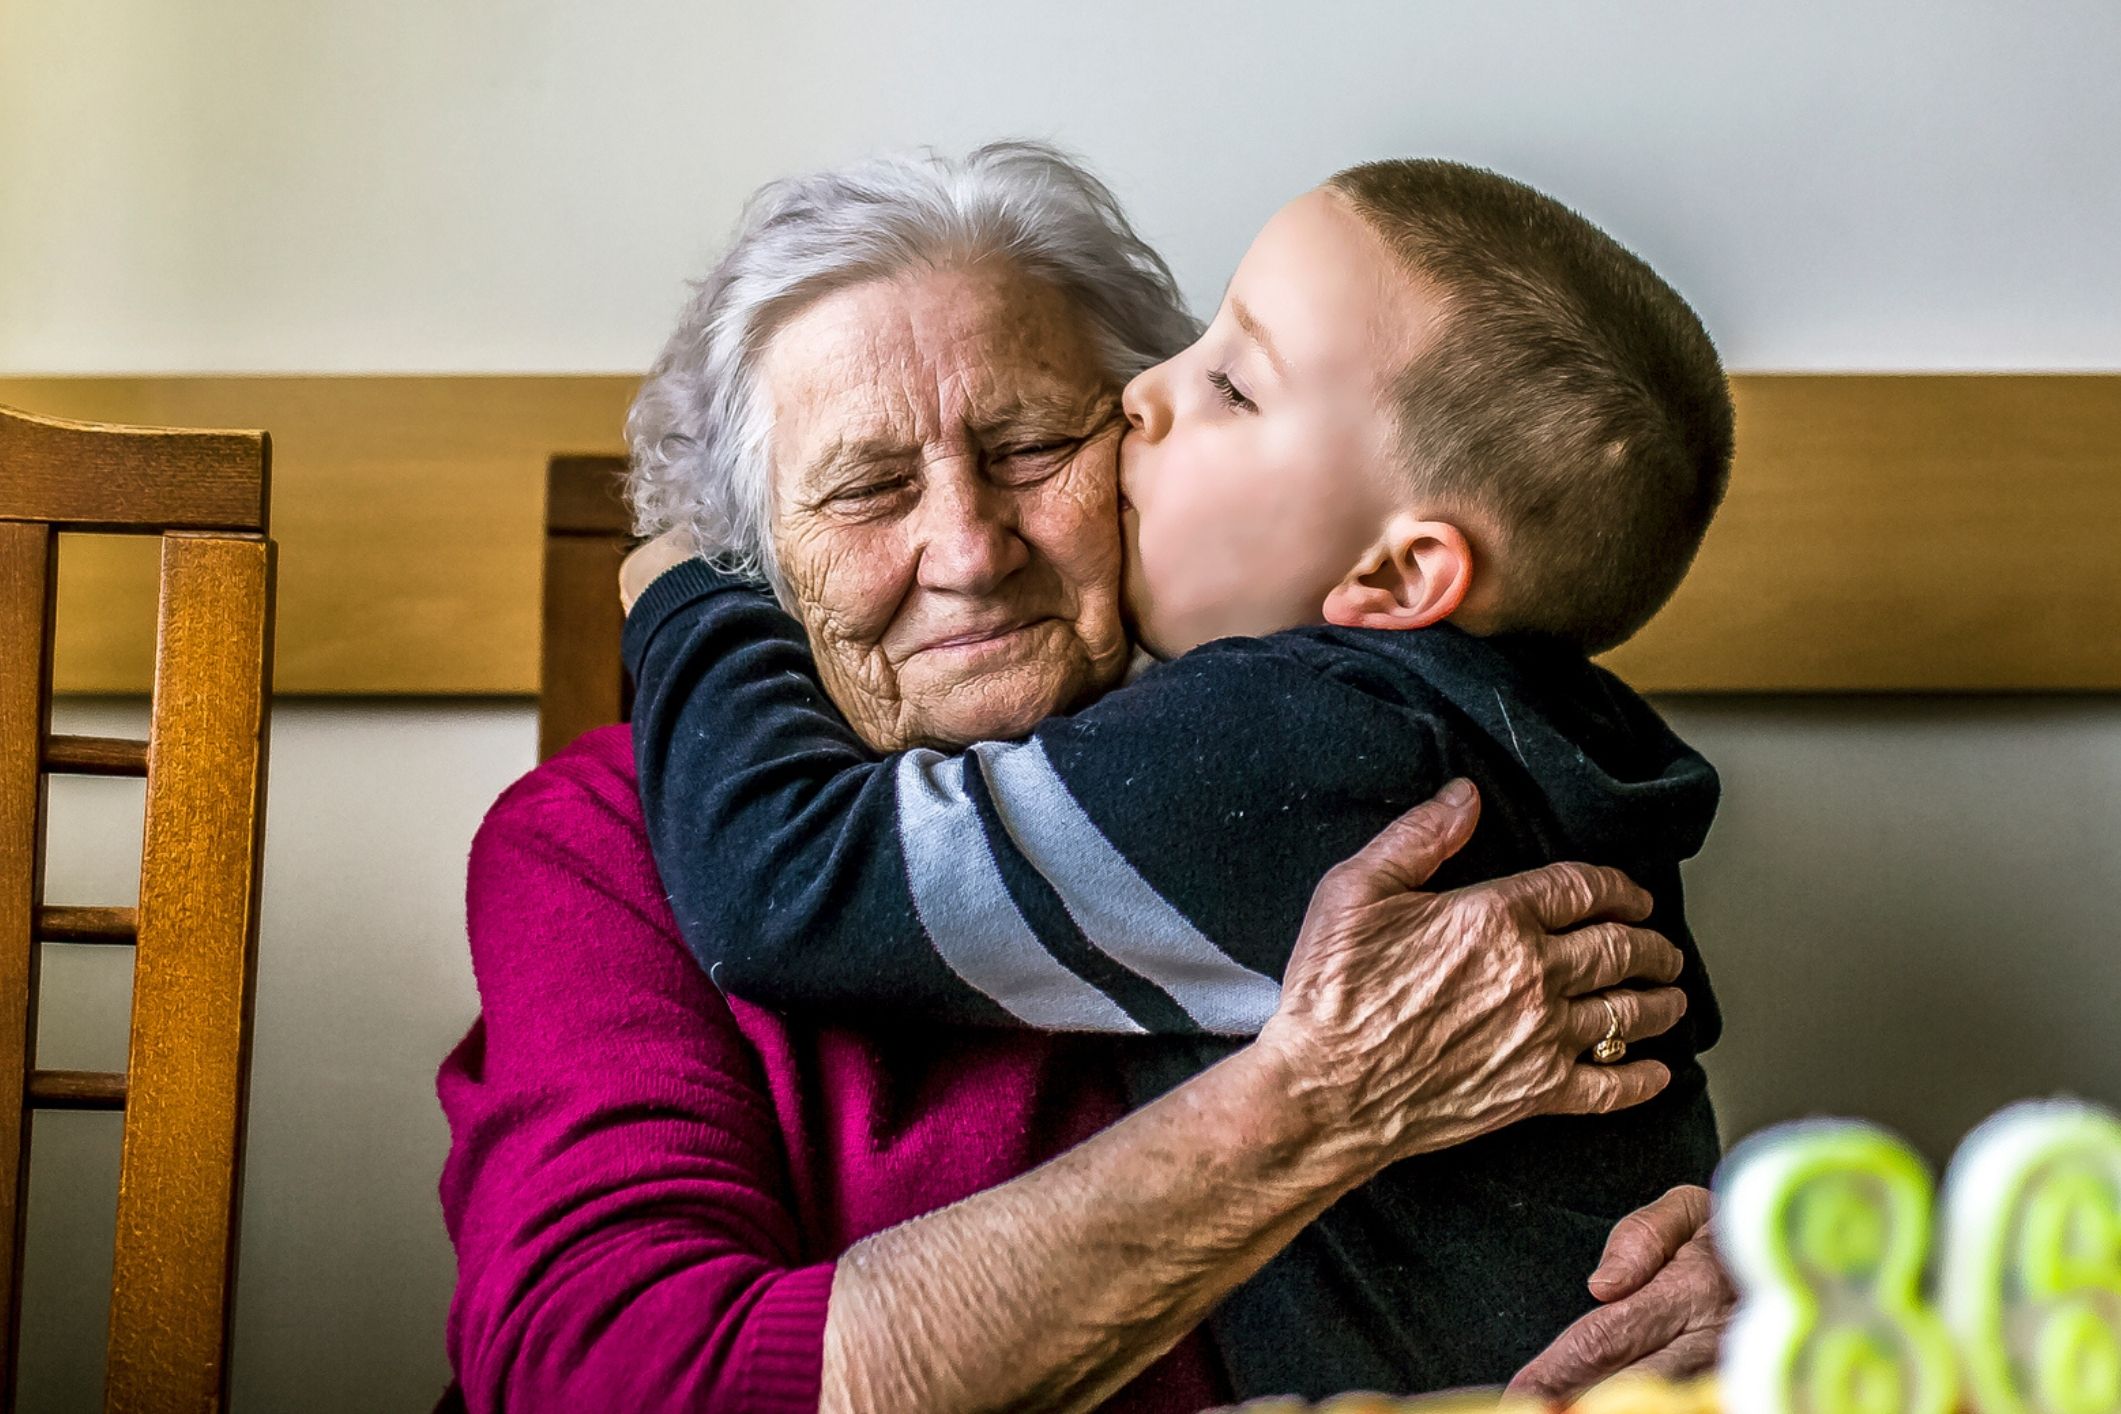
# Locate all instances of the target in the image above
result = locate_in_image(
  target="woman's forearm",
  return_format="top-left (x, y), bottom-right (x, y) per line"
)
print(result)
top-left (821, 1043), bottom-right (1369, 1413)
top-left (820, 785), bottom-right (1690, 1412)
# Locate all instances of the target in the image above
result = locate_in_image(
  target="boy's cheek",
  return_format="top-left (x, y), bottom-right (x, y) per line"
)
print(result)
top-left (1128, 536), bottom-right (1215, 660)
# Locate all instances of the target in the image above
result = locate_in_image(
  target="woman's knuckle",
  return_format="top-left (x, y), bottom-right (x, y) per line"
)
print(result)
top-left (1611, 1212), bottom-right (1657, 1256)
top-left (1391, 810), bottom-right (1448, 855)
top-left (1557, 862), bottom-right (1601, 906)
top-left (1575, 1314), bottom-right (1635, 1369)
top-left (1634, 928), bottom-right (1678, 972)
top-left (1508, 953), bottom-right (1551, 1008)
top-left (1314, 859), bottom-right (1360, 899)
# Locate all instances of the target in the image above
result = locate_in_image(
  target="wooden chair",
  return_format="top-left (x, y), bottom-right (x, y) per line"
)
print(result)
top-left (538, 454), bottom-right (635, 762)
top-left (0, 403), bottom-right (274, 1412)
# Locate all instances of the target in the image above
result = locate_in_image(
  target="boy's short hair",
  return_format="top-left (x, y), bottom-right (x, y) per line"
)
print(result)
top-left (1326, 159), bottom-right (1735, 654)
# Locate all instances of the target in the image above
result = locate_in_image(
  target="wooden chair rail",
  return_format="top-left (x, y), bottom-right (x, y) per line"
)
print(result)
top-left (0, 403), bottom-right (269, 533)
top-left (25, 1071), bottom-right (127, 1113)
top-left (34, 905), bottom-right (138, 945)
top-left (44, 735), bottom-right (149, 777)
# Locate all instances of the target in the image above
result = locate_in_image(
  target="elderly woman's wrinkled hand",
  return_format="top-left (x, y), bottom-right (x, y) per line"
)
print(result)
top-left (1252, 779), bottom-right (1687, 1172)
top-left (1505, 1184), bottom-right (1731, 1400)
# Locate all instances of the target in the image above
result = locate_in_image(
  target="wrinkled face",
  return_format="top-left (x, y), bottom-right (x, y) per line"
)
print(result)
top-left (1119, 188), bottom-right (1442, 658)
top-left (765, 263), bottom-right (1133, 751)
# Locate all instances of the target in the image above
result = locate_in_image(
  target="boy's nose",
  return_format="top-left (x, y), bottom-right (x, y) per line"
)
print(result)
top-left (1121, 365), bottom-right (1170, 442)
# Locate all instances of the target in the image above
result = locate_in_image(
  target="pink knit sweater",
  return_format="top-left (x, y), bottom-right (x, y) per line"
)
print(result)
top-left (438, 726), bottom-right (1225, 1411)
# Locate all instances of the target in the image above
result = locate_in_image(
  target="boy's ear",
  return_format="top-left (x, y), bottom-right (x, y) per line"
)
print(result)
top-left (1321, 516), bottom-right (1473, 631)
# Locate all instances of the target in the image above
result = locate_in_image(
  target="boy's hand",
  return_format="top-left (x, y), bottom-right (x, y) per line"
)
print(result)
top-left (620, 529), bottom-right (697, 613)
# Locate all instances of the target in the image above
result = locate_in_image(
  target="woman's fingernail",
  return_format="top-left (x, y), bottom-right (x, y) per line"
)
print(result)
top-left (1440, 778), bottom-right (1475, 806)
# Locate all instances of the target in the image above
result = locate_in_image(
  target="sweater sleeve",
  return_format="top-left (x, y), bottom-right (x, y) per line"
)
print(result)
top-left (437, 737), bottom-right (833, 1414)
top-left (623, 562), bottom-right (1445, 1038)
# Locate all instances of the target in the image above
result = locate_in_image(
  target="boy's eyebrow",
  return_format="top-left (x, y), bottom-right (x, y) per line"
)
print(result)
top-left (1229, 296), bottom-right (1291, 378)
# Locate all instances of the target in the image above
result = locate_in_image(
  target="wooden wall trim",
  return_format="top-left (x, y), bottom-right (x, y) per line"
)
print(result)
top-left (1601, 374), bottom-right (2121, 692)
top-left (2, 377), bottom-right (637, 695)
top-left (2, 373), bottom-right (2116, 696)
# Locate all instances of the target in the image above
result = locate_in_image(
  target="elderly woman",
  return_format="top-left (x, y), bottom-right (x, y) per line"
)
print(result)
top-left (438, 144), bottom-right (1728, 1412)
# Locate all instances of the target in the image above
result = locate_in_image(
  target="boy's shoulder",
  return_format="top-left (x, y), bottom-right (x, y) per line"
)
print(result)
top-left (1050, 629), bottom-right (1453, 792)
top-left (1142, 623), bottom-right (1699, 787)
top-left (1122, 625), bottom-right (1442, 724)
top-left (1259, 621), bottom-right (1666, 729)
top-left (1166, 621), bottom-right (1570, 713)
top-left (1064, 628), bottom-right (1499, 800)
top-left (1091, 622), bottom-right (1699, 784)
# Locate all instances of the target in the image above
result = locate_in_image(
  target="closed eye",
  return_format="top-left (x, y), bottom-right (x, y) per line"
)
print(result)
top-left (990, 437), bottom-right (1082, 486)
top-left (1207, 369), bottom-right (1257, 413)
top-left (998, 439), bottom-right (1076, 460)
top-left (827, 475), bottom-right (913, 509)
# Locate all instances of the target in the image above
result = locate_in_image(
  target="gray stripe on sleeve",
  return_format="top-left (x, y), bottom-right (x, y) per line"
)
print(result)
top-left (971, 739), bottom-right (1284, 1036)
top-left (893, 749), bottom-right (1145, 1034)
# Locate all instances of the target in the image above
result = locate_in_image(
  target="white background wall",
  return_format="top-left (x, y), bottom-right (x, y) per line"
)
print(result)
top-left (4, 2), bottom-right (2118, 1409)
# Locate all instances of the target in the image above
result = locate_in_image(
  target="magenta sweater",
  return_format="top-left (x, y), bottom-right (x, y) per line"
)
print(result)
top-left (437, 726), bottom-right (1225, 1412)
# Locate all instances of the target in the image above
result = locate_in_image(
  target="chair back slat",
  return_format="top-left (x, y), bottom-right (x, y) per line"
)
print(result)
top-left (0, 408), bottom-right (268, 533)
top-left (537, 455), bottom-right (634, 761)
top-left (0, 401), bottom-right (270, 1413)
top-left (104, 533), bottom-right (272, 1412)
top-left (544, 454), bottom-right (634, 536)
top-left (0, 521), bottom-right (55, 1402)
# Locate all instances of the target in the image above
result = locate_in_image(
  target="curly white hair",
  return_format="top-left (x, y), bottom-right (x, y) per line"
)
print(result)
top-left (625, 140), bottom-right (1200, 597)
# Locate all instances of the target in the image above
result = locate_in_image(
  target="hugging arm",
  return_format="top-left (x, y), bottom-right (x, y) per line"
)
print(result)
top-left (825, 791), bottom-right (1690, 1412)
top-left (624, 560), bottom-right (1444, 1035)
top-left (441, 742), bottom-right (1685, 1412)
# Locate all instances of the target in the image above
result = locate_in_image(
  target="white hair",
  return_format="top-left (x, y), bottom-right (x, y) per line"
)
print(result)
top-left (625, 141), bottom-right (1201, 595)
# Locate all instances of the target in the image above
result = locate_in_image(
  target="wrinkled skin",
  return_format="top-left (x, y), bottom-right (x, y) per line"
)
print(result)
top-left (1254, 785), bottom-right (1685, 1164)
top-left (762, 263), bottom-right (1133, 751)
top-left (1509, 1183), bottom-right (1733, 1398)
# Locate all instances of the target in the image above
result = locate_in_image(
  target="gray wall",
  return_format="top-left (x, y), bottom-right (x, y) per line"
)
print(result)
top-left (6, 1), bottom-right (2118, 1409)
top-left (1663, 696), bottom-right (2121, 1160)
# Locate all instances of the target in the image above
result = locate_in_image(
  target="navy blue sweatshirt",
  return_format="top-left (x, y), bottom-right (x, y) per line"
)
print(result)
top-left (623, 560), bottom-right (1723, 1398)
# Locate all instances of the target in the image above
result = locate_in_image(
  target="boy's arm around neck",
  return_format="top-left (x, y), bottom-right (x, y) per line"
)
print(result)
top-left (625, 568), bottom-right (1444, 1036)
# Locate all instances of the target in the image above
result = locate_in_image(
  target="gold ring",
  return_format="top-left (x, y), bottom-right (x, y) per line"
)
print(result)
top-left (1591, 995), bottom-right (1627, 1065)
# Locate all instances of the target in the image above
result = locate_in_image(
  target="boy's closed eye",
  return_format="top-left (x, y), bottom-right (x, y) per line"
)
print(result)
top-left (1207, 369), bottom-right (1256, 413)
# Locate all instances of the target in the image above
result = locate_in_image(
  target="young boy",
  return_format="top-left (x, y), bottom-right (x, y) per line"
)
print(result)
top-left (621, 159), bottom-right (1734, 1397)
